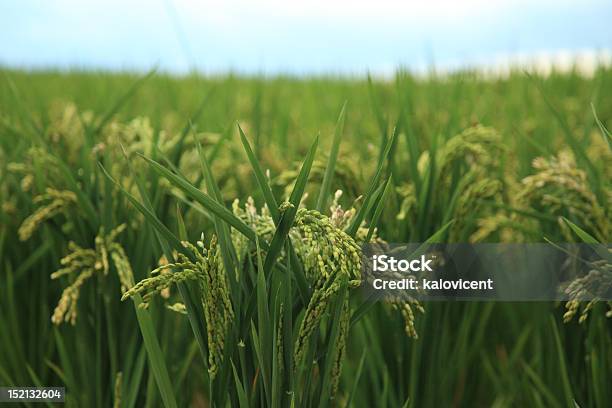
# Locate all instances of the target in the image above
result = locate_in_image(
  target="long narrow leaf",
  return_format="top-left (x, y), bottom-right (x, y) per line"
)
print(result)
top-left (316, 101), bottom-right (347, 212)
top-left (562, 217), bottom-right (599, 244)
top-left (238, 123), bottom-right (280, 222)
top-left (591, 102), bottom-right (612, 151)
top-left (263, 135), bottom-right (318, 273)
top-left (131, 294), bottom-right (178, 408)
top-left (365, 176), bottom-right (393, 242)
top-left (347, 128), bottom-right (396, 237)
top-left (138, 153), bottom-right (266, 248)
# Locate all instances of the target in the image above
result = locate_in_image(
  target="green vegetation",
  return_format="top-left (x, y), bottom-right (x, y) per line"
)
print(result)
top-left (0, 67), bottom-right (610, 407)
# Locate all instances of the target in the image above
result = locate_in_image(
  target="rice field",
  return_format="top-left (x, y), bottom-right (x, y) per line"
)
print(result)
top-left (0, 67), bottom-right (610, 407)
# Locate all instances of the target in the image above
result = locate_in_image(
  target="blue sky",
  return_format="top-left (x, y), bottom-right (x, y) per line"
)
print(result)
top-left (1, 0), bottom-right (611, 75)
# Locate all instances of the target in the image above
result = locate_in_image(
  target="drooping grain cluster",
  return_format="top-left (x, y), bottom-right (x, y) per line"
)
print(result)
top-left (51, 224), bottom-right (132, 325)
top-left (450, 177), bottom-right (502, 241)
top-left (121, 235), bottom-right (233, 379)
top-left (517, 151), bottom-right (609, 242)
top-left (438, 125), bottom-right (505, 176)
top-left (395, 125), bottom-right (508, 242)
top-left (275, 158), bottom-right (361, 200)
top-left (290, 208), bottom-right (361, 378)
top-left (396, 183), bottom-right (416, 222)
top-left (563, 259), bottom-right (612, 323)
top-left (18, 188), bottom-right (77, 241)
